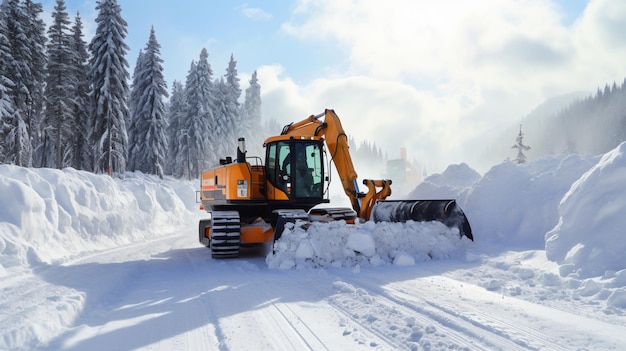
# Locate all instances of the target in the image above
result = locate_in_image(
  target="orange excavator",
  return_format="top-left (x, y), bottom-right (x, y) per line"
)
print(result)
top-left (198, 109), bottom-right (472, 258)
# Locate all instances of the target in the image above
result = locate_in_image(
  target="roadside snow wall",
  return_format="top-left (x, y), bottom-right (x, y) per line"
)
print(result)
top-left (546, 142), bottom-right (626, 278)
top-left (0, 165), bottom-right (197, 274)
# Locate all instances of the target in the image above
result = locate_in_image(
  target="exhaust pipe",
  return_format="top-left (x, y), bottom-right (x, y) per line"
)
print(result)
top-left (237, 137), bottom-right (246, 163)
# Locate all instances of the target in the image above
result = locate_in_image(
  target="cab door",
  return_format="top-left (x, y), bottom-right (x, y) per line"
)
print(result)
top-left (265, 141), bottom-right (291, 200)
top-left (291, 141), bottom-right (324, 199)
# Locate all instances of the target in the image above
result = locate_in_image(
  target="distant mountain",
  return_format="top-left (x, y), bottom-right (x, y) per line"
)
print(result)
top-left (468, 77), bottom-right (626, 170)
top-left (462, 91), bottom-right (587, 171)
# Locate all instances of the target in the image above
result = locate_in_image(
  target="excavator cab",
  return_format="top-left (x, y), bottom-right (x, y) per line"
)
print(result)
top-left (265, 137), bottom-right (327, 202)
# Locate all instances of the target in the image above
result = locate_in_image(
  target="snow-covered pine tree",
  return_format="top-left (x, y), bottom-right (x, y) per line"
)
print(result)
top-left (241, 70), bottom-right (262, 155)
top-left (41, 0), bottom-right (73, 169)
top-left (128, 48), bottom-right (144, 134)
top-left (0, 86), bottom-right (12, 160)
top-left (0, 0), bottom-right (36, 166)
top-left (67, 12), bottom-right (91, 170)
top-left (127, 27), bottom-right (168, 178)
top-left (512, 124), bottom-right (530, 164)
top-left (0, 6), bottom-right (15, 159)
top-left (166, 80), bottom-right (186, 177)
top-left (213, 77), bottom-right (237, 159)
top-left (180, 49), bottom-right (214, 178)
top-left (88, 0), bottom-right (130, 175)
top-left (225, 54), bottom-right (241, 104)
top-left (176, 63), bottom-right (196, 179)
top-left (223, 54), bottom-right (241, 143)
top-left (23, 0), bottom-right (47, 166)
top-left (127, 48), bottom-right (144, 168)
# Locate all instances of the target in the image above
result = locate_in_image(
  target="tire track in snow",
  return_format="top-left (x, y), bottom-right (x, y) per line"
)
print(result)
top-left (206, 256), bottom-right (403, 350)
top-left (337, 274), bottom-right (590, 350)
top-left (207, 258), bottom-right (332, 350)
top-left (180, 246), bottom-right (230, 351)
top-left (327, 279), bottom-right (489, 350)
top-left (383, 286), bottom-right (563, 350)
top-left (261, 297), bottom-right (331, 350)
top-left (325, 294), bottom-right (420, 351)
top-left (254, 266), bottom-right (406, 351)
top-left (329, 274), bottom-right (562, 351)
top-left (384, 276), bottom-right (620, 350)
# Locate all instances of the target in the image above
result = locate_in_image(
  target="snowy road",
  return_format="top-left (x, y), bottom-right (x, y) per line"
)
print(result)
top-left (3, 228), bottom-right (625, 351)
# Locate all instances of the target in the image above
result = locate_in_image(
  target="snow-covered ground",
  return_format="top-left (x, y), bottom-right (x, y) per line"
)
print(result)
top-left (2, 143), bottom-right (626, 350)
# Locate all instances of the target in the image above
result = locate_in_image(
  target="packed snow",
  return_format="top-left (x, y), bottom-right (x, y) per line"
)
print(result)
top-left (2, 143), bottom-right (626, 350)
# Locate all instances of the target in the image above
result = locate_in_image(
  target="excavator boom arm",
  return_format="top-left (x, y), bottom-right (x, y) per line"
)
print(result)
top-left (280, 109), bottom-right (389, 218)
top-left (278, 109), bottom-right (472, 241)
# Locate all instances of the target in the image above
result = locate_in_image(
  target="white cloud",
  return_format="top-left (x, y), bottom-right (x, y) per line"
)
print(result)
top-left (258, 65), bottom-right (473, 172)
top-left (571, 0), bottom-right (626, 80)
top-left (264, 0), bottom-right (626, 173)
top-left (240, 6), bottom-right (272, 20)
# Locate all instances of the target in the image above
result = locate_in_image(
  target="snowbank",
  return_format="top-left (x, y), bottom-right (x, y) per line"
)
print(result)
top-left (0, 165), bottom-right (197, 274)
top-left (405, 156), bottom-right (597, 249)
top-left (407, 162), bottom-right (480, 200)
top-left (463, 154), bottom-right (597, 248)
top-left (546, 142), bottom-right (626, 278)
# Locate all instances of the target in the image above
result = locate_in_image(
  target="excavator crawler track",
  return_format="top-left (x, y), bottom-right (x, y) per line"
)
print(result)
top-left (210, 211), bottom-right (241, 258)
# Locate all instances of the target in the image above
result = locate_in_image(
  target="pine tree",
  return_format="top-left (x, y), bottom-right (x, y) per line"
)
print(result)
top-left (239, 71), bottom-right (260, 153)
top-left (166, 80), bottom-right (186, 177)
top-left (0, 5), bottom-right (15, 159)
top-left (181, 49), bottom-right (214, 178)
top-left (225, 54), bottom-right (241, 102)
top-left (223, 54), bottom-right (241, 142)
top-left (41, 0), bottom-right (73, 169)
top-left (213, 77), bottom-right (237, 158)
top-left (1, 0), bottom-right (28, 165)
top-left (127, 27), bottom-right (168, 178)
top-left (88, 0), bottom-right (130, 175)
top-left (23, 0), bottom-right (47, 166)
top-left (512, 124), bottom-right (530, 164)
top-left (0, 0), bottom-right (45, 166)
top-left (127, 47), bottom-right (144, 168)
top-left (242, 70), bottom-right (262, 150)
top-left (177, 63), bottom-right (196, 179)
top-left (128, 48), bottom-right (144, 131)
top-left (67, 12), bottom-right (91, 170)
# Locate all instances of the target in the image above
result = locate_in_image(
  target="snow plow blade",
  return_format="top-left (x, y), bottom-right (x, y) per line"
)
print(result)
top-left (370, 200), bottom-right (473, 241)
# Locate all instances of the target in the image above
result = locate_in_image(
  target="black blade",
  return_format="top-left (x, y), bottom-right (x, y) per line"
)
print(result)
top-left (371, 200), bottom-right (473, 241)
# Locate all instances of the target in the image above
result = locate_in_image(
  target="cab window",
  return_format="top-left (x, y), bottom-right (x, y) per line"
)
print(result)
top-left (293, 142), bottom-right (323, 198)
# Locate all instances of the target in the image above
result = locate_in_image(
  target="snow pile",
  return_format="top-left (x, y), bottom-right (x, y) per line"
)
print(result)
top-left (267, 220), bottom-right (470, 269)
top-left (546, 142), bottom-right (626, 278)
top-left (407, 162), bottom-right (480, 200)
top-left (0, 165), bottom-right (197, 274)
top-left (463, 154), bottom-right (597, 248)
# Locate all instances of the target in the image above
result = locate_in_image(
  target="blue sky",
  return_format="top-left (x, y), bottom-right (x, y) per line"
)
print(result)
top-left (47, 0), bottom-right (343, 85)
top-left (43, 0), bottom-right (626, 174)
